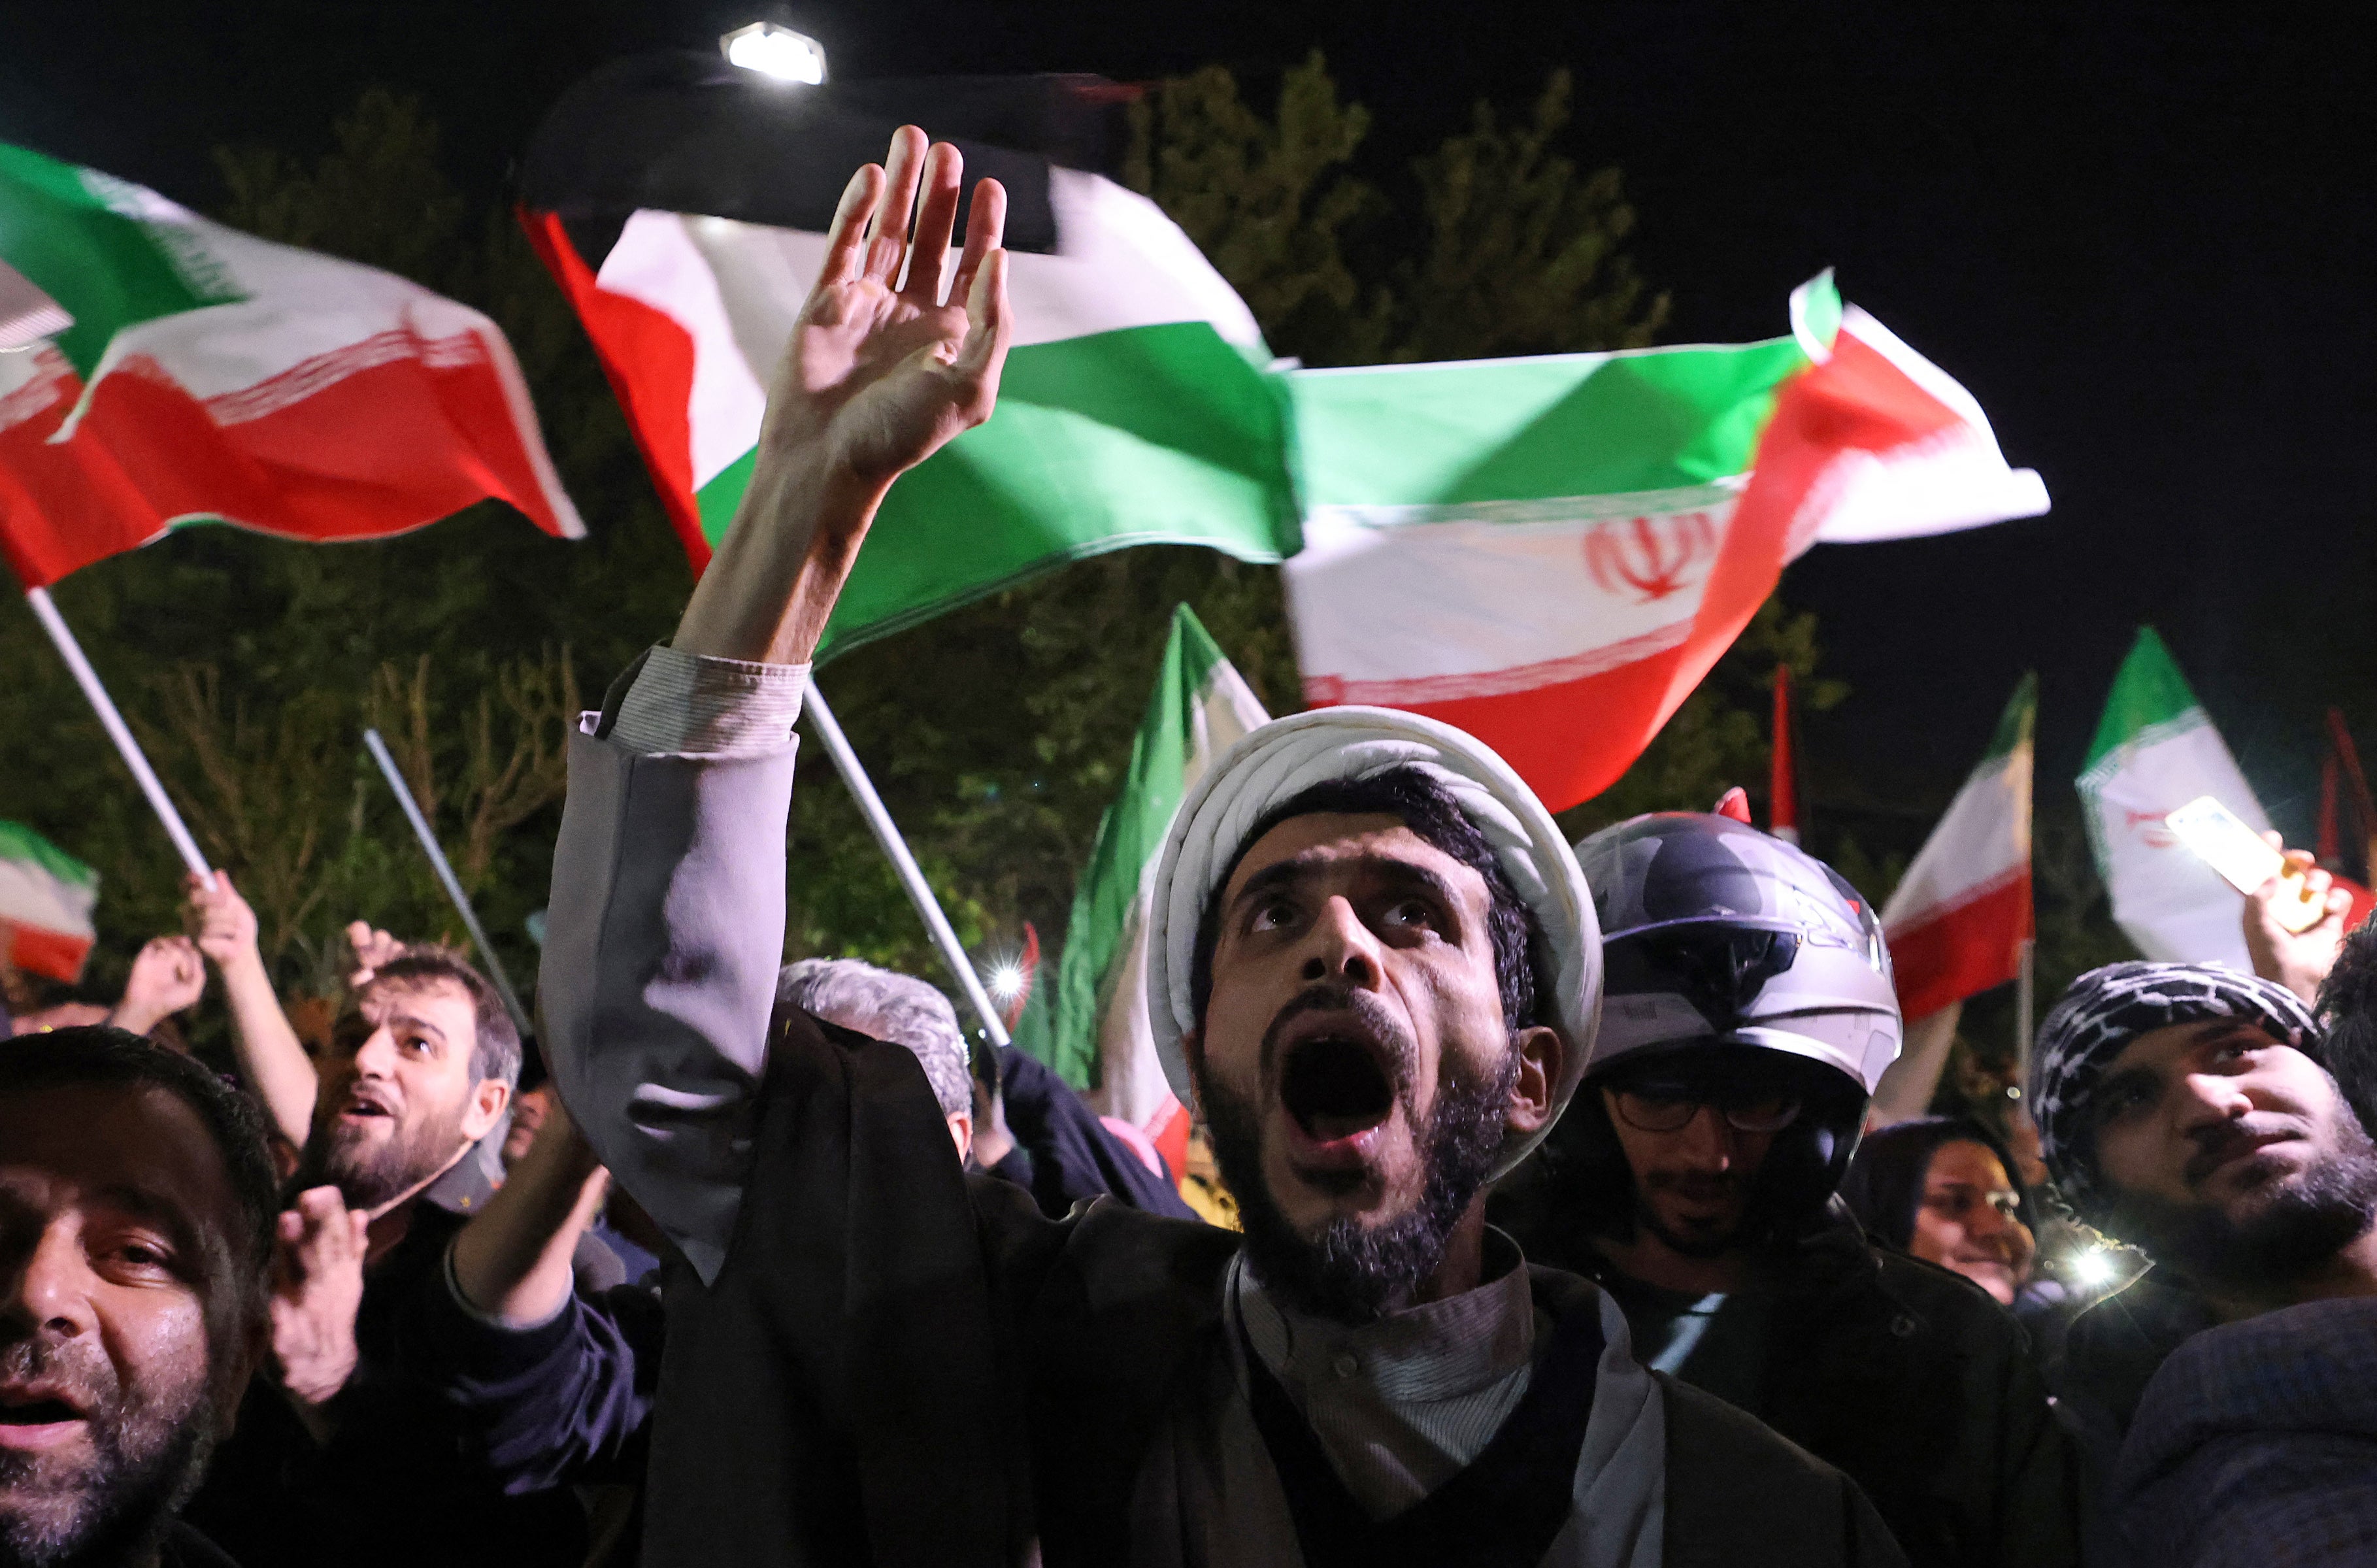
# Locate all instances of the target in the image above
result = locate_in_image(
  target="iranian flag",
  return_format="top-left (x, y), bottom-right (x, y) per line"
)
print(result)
top-left (1018, 605), bottom-right (1268, 1149)
top-left (2080, 627), bottom-right (2267, 969)
top-left (1882, 675), bottom-right (2036, 1020)
top-left (0, 139), bottom-right (581, 587)
top-left (1284, 277), bottom-right (2050, 809)
top-left (0, 820), bottom-right (98, 982)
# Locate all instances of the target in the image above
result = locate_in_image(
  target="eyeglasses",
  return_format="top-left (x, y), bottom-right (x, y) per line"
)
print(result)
top-left (1608, 1086), bottom-right (1803, 1135)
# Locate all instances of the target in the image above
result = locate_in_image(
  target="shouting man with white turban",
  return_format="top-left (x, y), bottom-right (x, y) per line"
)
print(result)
top-left (538, 128), bottom-right (1900, 1568)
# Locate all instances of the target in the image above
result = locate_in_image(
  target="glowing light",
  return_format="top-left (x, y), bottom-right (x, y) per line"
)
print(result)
top-left (2070, 1247), bottom-right (2118, 1289)
top-left (987, 962), bottom-right (1025, 1003)
top-left (720, 22), bottom-right (827, 84)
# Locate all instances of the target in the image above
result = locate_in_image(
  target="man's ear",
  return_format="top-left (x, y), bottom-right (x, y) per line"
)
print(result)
top-left (945, 1110), bottom-right (974, 1165)
top-left (1504, 1025), bottom-right (1566, 1135)
top-left (461, 1078), bottom-right (512, 1143)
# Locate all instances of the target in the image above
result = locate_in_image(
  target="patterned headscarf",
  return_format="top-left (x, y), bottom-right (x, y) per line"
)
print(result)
top-left (2029, 961), bottom-right (2323, 1216)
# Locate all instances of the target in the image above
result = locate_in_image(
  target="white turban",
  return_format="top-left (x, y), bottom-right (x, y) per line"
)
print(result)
top-left (1143, 706), bottom-right (1601, 1179)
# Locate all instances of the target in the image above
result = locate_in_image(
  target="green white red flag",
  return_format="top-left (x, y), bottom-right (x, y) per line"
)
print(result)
top-left (524, 69), bottom-right (2046, 809)
top-left (1282, 277), bottom-right (2048, 809)
top-left (1016, 605), bottom-right (1268, 1141)
top-left (0, 820), bottom-right (98, 981)
top-left (1882, 675), bottom-right (2036, 1020)
top-left (2079, 628), bottom-right (2266, 969)
top-left (0, 140), bottom-right (582, 587)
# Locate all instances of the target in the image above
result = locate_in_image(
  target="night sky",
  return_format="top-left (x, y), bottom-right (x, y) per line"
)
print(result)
top-left (7, 3), bottom-right (2371, 839)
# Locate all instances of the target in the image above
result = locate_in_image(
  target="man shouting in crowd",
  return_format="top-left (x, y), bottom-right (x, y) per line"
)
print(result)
top-left (2033, 959), bottom-right (2377, 1562)
top-left (182, 948), bottom-right (598, 1568)
top-left (1, 1029), bottom-right (278, 1568)
top-left (542, 126), bottom-right (1899, 1567)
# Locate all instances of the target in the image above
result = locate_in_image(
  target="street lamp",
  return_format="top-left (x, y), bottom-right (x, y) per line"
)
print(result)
top-left (720, 22), bottom-right (826, 84)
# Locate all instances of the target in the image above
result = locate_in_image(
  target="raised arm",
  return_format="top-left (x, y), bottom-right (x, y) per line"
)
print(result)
top-left (186, 873), bottom-right (317, 1144)
top-left (540, 127), bottom-right (1010, 1282)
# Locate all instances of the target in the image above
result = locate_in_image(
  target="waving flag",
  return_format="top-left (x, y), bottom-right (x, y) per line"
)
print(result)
top-left (2080, 628), bottom-right (2266, 969)
top-left (0, 139), bottom-right (580, 587)
top-left (1284, 278), bottom-right (2048, 809)
top-left (0, 820), bottom-right (98, 982)
top-left (1884, 675), bottom-right (2036, 1020)
top-left (520, 61), bottom-right (1291, 658)
top-left (526, 62), bottom-right (2046, 807)
top-left (1019, 605), bottom-right (1267, 1141)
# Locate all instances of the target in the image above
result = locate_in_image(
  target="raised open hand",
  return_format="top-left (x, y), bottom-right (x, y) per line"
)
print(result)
top-left (270, 1186), bottom-right (369, 1411)
top-left (678, 127), bottom-right (1014, 665)
top-left (761, 125), bottom-right (1011, 493)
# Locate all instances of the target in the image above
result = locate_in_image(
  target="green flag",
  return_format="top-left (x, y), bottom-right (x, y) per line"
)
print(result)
top-left (1021, 605), bottom-right (1267, 1130)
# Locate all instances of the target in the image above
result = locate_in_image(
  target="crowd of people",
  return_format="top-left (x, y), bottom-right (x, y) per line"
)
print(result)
top-left (7, 126), bottom-right (2374, 1568)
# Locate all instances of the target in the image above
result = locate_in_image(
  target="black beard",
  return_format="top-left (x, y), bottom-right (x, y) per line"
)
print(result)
top-left (1203, 1044), bottom-right (1515, 1325)
top-left (0, 1339), bottom-right (216, 1568)
top-left (294, 1097), bottom-right (467, 1211)
top-left (2113, 1116), bottom-right (2377, 1292)
top-left (1630, 1182), bottom-right (1750, 1259)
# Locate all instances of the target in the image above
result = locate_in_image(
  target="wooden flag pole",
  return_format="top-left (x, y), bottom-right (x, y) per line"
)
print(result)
top-left (802, 682), bottom-right (1012, 1050)
top-left (25, 586), bottom-right (215, 885)
top-left (362, 727), bottom-right (534, 1042)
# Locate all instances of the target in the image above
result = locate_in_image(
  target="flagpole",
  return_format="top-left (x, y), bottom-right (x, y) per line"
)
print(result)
top-left (2014, 937), bottom-right (2036, 1088)
top-left (24, 586), bottom-right (214, 884)
top-left (361, 728), bottom-right (534, 1042)
top-left (801, 684), bottom-right (1012, 1050)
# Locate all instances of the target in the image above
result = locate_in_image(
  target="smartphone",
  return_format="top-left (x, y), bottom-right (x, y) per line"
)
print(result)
top-left (2164, 796), bottom-right (2327, 933)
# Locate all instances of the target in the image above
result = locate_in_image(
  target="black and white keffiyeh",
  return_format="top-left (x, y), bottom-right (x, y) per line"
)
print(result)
top-left (2029, 961), bottom-right (2322, 1216)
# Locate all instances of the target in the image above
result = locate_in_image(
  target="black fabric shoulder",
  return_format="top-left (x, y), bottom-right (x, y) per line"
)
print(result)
top-left (1658, 1376), bottom-right (1908, 1567)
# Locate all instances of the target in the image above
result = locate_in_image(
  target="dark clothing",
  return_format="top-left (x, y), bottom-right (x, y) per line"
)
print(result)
top-left (2111, 1295), bottom-right (2377, 1567)
top-left (1244, 1291), bottom-right (1606, 1568)
top-left (183, 1156), bottom-right (595, 1568)
top-left (988, 1043), bottom-right (1198, 1222)
top-left (630, 1005), bottom-right (1902, 1567)
top-left (161, 1522), bottom-right (242, 1568)
top-left (1525, 1204), bottom-right (2081, 1568)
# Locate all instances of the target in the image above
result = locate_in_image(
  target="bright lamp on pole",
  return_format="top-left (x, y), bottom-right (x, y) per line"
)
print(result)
top-left (720, 22), bottom-right (827, 84)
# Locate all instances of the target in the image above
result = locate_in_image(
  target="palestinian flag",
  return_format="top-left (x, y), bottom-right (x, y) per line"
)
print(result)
top-left (519, 60), bottom-right (1291, 659)
top-left (0, 140), bottom-right (581, 587)
top-left (2080, 627), bottom-right (2267, 969)
top-left (0, 820), bottom-right (97, 982)
top-left (1284, 276), bottom-right (2050, 809)
top-left (1882, 675), bottom-right (2036, 1020)
top-left (1018, 605), bottom-right (1267, 1147)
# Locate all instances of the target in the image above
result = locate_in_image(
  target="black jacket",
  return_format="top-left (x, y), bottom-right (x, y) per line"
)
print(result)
top-left (183, 1156), bottom-right (602, 1568)
top-left (1519, 1203), bottom-right (2080, 1568)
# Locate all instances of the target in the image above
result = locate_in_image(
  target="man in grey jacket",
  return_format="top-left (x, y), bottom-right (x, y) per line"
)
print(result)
top-left (540, 125), bottom-right (1899, 1568)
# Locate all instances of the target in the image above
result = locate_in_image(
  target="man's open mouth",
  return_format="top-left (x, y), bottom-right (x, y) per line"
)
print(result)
top-left (0, 1387), bottom-right (90, 1450)
top-left (1278, 1031), bottom-right (1398, 1146)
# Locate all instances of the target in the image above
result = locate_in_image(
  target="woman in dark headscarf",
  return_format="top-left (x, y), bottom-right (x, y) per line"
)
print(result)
top-left (1842, 1117), bottom-right (2036, 1306)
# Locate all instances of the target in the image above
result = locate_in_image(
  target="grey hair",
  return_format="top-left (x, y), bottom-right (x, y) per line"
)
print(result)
top-left (778, 958), bottom-right (972, 1119)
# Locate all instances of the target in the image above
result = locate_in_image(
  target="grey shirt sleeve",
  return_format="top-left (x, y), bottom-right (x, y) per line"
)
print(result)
top-left (540, 647), bottom-right (809, 1284)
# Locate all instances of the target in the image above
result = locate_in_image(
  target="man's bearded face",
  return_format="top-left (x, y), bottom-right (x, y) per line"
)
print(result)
top-left (298, 978), bottom-right (493, 1212)
top-left (0, 1085), bottom-right (258, 1568)
top-left (1188, 812), bottom-right (1552, 1321)
top-left (2095, 1019), bottom-right (2377, 1286)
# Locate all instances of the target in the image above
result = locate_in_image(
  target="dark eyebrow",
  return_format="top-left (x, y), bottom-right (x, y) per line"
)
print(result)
top-left (88, 1183), bottom-right (205, 1254)
top-left (1227, 852), bottom-right (1467, 919)
top-left (382, 1012), bottom-right (448, 1046)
